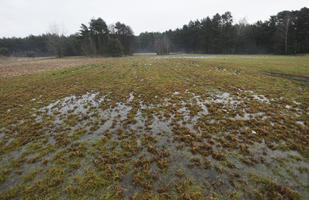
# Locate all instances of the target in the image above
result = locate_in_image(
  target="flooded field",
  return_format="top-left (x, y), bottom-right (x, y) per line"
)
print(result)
top-left (0, 55), bottom-right (308, 199)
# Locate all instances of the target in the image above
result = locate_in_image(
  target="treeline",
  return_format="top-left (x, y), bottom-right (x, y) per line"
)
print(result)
top-left (0, 35), bottom-right (50, 57)
top-left (79, 19), bottom-right (135, 57)
top-left (1, 7), bottom-right (309, 57)
top-left (0, 18), bottom-right (135, 57)
top-left (137, 7), bottom-right (309, 54)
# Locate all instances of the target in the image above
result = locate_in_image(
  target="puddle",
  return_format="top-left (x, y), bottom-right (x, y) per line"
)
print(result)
top-left (232, 112), bottom-right (266, 121)
top-left (296, 121), bottom-right (305, 126)
top-left (252, 94), bottom-right (270, 104)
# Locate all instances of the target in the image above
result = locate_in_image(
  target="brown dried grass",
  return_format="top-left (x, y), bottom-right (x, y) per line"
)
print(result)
top-left (0, 56), bottom-right (107, 78)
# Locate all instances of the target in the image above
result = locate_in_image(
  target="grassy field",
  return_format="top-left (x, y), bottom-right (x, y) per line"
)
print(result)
top-left (0, 55), bottom-right (308, 199)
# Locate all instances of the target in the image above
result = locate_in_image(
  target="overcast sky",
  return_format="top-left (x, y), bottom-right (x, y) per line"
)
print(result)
top-left (0, 0), bottom-right (308, 37)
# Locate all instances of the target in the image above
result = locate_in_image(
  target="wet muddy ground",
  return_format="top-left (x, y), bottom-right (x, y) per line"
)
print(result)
top-left (0, 55), bottom-right (308, 199)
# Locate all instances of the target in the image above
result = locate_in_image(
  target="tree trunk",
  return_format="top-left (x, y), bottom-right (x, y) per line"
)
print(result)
top-left (284, 16), bottom-right (291, 55)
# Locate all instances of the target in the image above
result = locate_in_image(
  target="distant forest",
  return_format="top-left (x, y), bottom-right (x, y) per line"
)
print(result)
top-left (0, 7), bottom-right (308, 57)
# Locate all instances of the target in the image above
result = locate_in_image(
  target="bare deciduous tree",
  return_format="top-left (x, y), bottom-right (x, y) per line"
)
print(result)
top-left (154, 34), bottom-right (170, 55)
top-left (47, 24), bottom-right (66, 58)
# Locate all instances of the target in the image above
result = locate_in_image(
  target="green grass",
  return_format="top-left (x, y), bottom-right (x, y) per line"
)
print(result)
top-left (0, 55), bottom-right (308, 199)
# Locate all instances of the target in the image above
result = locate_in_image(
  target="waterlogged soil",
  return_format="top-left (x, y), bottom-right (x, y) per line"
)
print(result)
top-left (0, 56), bottom-right (308, 199)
